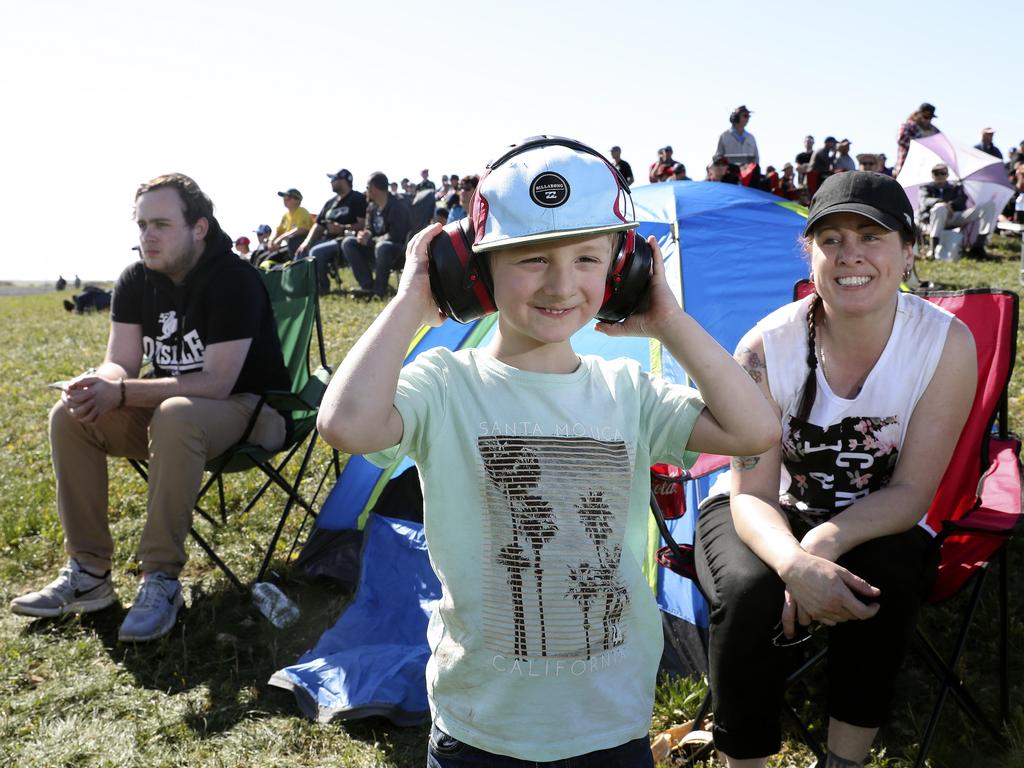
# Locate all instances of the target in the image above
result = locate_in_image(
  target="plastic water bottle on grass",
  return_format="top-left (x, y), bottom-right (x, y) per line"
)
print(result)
top-left (251, 582), bottom-right (300, 628)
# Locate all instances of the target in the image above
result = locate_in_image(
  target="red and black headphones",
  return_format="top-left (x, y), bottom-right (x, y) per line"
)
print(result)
top-left (427, 136), bottom-right (653, 324)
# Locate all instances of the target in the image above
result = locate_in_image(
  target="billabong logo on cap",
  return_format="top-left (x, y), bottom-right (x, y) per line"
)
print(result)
top-left (530, 172), bottom-right (570, 208)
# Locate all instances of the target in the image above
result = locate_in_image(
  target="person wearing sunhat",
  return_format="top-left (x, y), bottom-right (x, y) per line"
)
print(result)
top-left (716, 104), bottom-right (760, 167)
top-left (694, 170), bottom-right (976, 768)
top-left (317, 136), bottom-right (778, 765)
top-left (974, 127), bottom-right (1002, 160)
top-left (895, 102), bottom-right (940, 175)
top-left (269, 187), bottom-right (312, 259)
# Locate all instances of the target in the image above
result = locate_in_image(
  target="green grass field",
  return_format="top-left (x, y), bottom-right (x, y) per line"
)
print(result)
top-left (1, 238), bottom-right (1023, 767)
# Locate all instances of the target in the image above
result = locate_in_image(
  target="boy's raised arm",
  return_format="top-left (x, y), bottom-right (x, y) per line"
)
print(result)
top-left (595, 236), bottom-right (780, 457)
top-left (317, 224), bottom-right (446, 454)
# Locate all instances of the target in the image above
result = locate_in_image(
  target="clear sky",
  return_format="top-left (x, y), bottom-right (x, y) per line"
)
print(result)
top-left (1, 0), bottom-right (1017, 282)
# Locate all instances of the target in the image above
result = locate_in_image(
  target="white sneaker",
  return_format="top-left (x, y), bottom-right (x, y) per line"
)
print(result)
top-left (10, 559), bottom-right (117, 618)
top-left (117, 572), bottom-right (183, 642)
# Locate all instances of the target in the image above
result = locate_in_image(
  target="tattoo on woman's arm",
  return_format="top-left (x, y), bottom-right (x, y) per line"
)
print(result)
top-left (731, 456), bottom-right (760, 471)
top-left (737, 346), bottom-right (766, 384)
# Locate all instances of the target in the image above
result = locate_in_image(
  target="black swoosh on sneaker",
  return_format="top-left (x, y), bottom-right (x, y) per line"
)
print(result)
top-left (74, 583), bottom-right (106, 599)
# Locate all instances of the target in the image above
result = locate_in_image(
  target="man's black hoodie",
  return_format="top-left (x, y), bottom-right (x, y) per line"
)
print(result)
top-left (111, 230), bottom-right (289, 396)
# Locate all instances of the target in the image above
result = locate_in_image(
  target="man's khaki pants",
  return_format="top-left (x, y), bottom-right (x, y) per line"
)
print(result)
top-left (49, 394), bottom-right (285, 578)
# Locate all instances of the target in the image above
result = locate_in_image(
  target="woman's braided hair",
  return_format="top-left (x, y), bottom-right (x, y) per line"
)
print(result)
top-left (795, 291), bottom-right (821, 423)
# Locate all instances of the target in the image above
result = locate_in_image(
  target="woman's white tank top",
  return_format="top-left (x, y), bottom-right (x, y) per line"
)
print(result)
top-left (759, 291), bottom-right (953, 531)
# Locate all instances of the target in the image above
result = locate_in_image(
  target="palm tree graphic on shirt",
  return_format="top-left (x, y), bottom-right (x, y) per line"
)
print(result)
top-left (480, 435), bottom-right (631, 662)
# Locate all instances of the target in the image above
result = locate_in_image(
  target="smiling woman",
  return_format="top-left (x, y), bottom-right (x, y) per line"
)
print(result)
top-left (693, 171), bottom-right (979, 767)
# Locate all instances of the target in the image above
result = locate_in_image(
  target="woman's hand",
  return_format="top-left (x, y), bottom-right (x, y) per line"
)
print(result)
top-left (396, 223), bottom-right (447, 328)
top-left (594, 235), bottom-right (683, 340)
top-left (779, 551), bottom-right (880, 637)
top-left (799, 522), bottom-right (844, 563)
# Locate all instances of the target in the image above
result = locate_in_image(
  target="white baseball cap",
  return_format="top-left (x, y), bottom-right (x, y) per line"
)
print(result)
top-left (471, 141), bottom-right (637, 253)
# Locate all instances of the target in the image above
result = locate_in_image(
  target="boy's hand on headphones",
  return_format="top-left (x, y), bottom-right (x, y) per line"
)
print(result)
top-left (595, 235), bottom-right (683, 339)
top-left (398, 223), bottom-right (446, 327)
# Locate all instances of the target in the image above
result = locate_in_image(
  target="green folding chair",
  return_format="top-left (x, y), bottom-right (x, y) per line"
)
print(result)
top-left (130, 257), bottom-right (337, 590)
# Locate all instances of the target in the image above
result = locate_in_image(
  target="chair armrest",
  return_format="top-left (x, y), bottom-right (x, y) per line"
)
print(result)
top-left (262, 367), bottom-right (331, 414)
top-left (942, 437), bottom-right (1022, 537)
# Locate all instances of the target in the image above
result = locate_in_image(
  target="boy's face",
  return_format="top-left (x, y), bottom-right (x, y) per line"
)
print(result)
top-left (488, 233), bottom-right (615, 348)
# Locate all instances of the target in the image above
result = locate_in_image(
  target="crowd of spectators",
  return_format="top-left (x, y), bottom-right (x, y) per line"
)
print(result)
top-left (633, 101), bottom-right (1024, 255)
top-left (230, 102), bottom-right (1024, 291)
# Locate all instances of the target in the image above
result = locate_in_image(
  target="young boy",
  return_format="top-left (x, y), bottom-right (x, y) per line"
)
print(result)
top-left (317, 140), bottom-right (779, 766)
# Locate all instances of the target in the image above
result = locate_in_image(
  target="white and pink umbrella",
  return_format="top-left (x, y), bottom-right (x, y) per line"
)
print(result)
top-left (897, 133), bottom-right (1014, 214)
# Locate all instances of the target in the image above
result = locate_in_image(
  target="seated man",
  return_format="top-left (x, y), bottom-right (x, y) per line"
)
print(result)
top-left (920, 163), bottom-right (998, 260)
top-left (234, 236), bottom-right (251, 259)
top-left (707, 155), bottom-right (740, 185)
top-left (446, 174), bottom-right (478, 225)
top-left (11, 173), bottom-right (290, 642)
top-left (342, 172), bottom-right (412, 298)
top-left (295, 169), bottom-right (368, 294)
top-left (267, 188), bottom-right (312, 263)
top-left (250, 224), bottom-right (273, 266)
top-left (833, 139), bottom-right (856, 172)
top-left (648, 146), bottom-right (680, 183)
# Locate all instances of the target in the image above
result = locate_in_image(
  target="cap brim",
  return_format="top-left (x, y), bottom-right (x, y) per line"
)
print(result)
top-left (472, 222), bottom-right (638, 253)
top-left (803, 203), bottom-right (909, 237)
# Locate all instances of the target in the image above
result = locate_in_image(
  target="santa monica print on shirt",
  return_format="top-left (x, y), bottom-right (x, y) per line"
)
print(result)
top-left (478, 435), bottom-right (632, 662)
top-left (782, 414), bottom-right (900, 527)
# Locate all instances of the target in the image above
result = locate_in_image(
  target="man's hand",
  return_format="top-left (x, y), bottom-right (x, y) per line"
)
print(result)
top-left (356, 229), bottom-right (371, 246)
top-left (295, 242), bottom-right (310, 257)
top-left (324, 221), bottom-right (345, 236)
top-left (63, 375), bottom-right (121, 423)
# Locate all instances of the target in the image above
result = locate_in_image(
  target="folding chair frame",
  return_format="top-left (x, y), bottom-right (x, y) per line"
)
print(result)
top-left (127, 258), bottom-right (339, 591)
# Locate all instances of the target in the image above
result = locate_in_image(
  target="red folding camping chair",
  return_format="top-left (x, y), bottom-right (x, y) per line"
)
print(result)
top-left (652, 284), bottom-right (1021, 767)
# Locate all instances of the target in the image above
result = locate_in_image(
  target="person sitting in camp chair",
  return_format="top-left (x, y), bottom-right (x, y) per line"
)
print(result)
top-left (694, 172), bottom-right (976, 768)
top-left (919, 163), bottom-right (998, 260)
top-left (11, 173), bottom-right (290, 643)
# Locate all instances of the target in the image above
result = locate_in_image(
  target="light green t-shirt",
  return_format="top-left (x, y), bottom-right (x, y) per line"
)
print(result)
top-left (367, 347), bottom-right (704, 761)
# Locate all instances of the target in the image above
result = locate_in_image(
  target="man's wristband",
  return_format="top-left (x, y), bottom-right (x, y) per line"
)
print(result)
top-left (118, 378), bottom-right (126, 408)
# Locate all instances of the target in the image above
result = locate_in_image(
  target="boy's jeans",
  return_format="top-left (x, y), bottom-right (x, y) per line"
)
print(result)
top-left (426, 725), bottom-right (654, 768)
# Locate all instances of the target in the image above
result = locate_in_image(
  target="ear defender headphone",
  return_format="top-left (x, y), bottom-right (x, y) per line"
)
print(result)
top-left (427, 136), bottom-right (653, 325)
top-left (729, 105), bottom-right (750, 125)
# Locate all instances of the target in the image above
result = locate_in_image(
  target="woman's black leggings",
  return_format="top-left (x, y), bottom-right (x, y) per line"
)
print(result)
top-left (694, 495), bottom-right (939, 760)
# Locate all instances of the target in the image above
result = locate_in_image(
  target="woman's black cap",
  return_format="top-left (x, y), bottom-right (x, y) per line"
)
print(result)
top-left (803, 171), bottom-right (915, 238)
